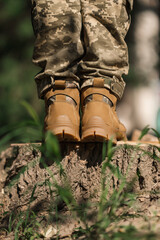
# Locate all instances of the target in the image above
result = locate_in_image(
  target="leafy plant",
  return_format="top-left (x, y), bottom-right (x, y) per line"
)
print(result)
top-left (14, 210), bottom-right (41, 240)
top-left (0, 101), bottom-right (43, 152)
top-left (1, 185), bottom-right (42, 240)
top-left (138, 125), bottom-right (160, 143)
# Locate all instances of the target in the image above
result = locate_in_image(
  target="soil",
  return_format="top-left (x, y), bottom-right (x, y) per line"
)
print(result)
top-left (0, 142), bottom-right (160, 239)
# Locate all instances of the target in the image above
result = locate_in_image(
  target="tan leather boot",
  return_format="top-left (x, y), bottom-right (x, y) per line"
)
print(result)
top-left (44, 80), bottom-right (80, 141)
top-left (81, 79), bottom-right (127, 143)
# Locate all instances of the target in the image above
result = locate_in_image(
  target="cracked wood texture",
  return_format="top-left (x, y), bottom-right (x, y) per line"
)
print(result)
top-left (0, 142), bottom-right (160, 238)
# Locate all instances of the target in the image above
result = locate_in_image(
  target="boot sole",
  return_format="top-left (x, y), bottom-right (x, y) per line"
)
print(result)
top-left (81, 127), bottom-right (117, 143)
top-left (52, 127), bottom-right (80, 142)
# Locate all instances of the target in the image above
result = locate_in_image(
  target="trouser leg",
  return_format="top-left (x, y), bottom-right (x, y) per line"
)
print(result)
top-left (31, 0), bottom-right (133, 99)
top-left (31, 0), bottom-right (83, 98)
top-left (79, 0), bottom-right (133, 99)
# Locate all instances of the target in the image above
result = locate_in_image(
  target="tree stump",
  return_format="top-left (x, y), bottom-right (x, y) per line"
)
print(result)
top-left (0, 141), bottom-right (160, 239)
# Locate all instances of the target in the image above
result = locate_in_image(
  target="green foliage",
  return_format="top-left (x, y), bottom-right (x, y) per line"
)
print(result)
top-left (41, 131), bottom-right (61, 162)
top-left (9, 210), bottom-right (41, 240)
top-left (21, 101), bottom-right (41, 127)
top-left (0, 0), bottom-right (44, 142)
top-left (0, 101), bottom-right (43, 151)
top-left (1, 182), bottom-right (42, 239)
top-left (151, 128), bottom-right (160, 142)
top-left (138, 125), bottom-right (151, 140)
top-left (138, 125), bottom-right (160, 143)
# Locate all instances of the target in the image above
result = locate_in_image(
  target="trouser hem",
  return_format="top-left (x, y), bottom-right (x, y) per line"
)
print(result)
top-left (36, 75), bottom-right (125, 100)
top-left (35, 73), bottom-right (80, 99)
top-left (81, 76), bottom-right (125, 100)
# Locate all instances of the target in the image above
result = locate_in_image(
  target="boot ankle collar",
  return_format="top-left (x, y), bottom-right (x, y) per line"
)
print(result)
top-left (81, 87), bottom-right (117, 106)
top-left (84, 94), bottom-right (113, 107)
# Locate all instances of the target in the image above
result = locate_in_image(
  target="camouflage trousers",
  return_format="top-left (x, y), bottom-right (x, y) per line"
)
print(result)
top-left (31, 0), bottom-right (133, 99)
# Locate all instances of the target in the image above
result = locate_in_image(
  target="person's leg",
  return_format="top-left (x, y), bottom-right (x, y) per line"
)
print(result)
top-left (31, 0), bottom-right (83, 98)
top-left (31, 0), bottom-right (83, 141)
top-left (80, 0), bottom-right (133, 141)
top-left (79, 0), bottom-right (133, 99)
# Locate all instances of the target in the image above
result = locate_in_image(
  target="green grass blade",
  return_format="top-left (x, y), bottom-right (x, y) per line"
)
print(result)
top-left (138, 125), bottom-right (150, 140)
top-left (21, 100), bottom-right (40, 126)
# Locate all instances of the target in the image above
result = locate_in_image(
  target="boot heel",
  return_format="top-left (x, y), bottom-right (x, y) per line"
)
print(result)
top-left (81, 126), bottom-right (117, 143)
top-left (53, 127), bottom-right (80, 142)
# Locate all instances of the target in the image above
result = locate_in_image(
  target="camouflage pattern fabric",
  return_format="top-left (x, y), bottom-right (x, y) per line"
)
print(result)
top-left (31, 0), bottom-right (133, 99)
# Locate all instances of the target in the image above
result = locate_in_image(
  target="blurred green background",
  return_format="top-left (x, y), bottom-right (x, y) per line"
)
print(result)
top-left (0, 0), bottom-right (44, 145)
top-left (0, 0), bottom-right (159, 146)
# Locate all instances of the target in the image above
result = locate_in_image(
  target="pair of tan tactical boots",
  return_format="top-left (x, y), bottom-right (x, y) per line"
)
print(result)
top-left (44, 78), bottom-right (126, 143)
